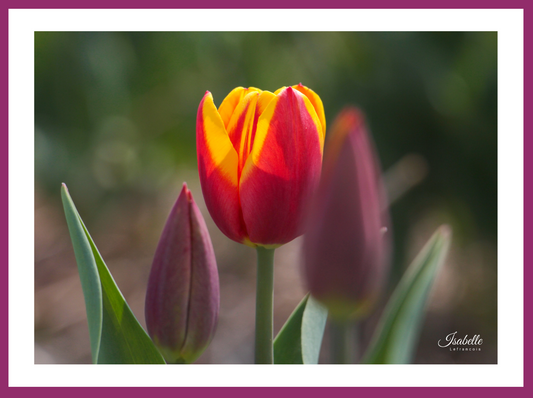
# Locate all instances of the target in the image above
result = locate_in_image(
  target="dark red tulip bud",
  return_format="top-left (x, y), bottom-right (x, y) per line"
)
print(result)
top-left (145, 183), bottom-right (219, 363)
top-left (303, 108), bottom-right (391, 320)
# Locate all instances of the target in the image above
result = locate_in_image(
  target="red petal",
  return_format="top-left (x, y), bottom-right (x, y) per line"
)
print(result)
top-left (196, 92), bottom-right (248, 243)
top-left (239, 87), bottom-right (324, 245)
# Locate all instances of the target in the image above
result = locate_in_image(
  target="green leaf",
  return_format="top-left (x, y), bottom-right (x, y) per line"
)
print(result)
top-left (60, 185), bottom-right (102, 361)
top-left (61, 183), bottom-right (165, 364)
top-left (273, 294), bottom-right (328, 364)
top-left (362, 225), bottom-right (452, 364)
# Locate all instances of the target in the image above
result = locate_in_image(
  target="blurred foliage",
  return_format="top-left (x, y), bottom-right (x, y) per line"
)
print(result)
top-left (35, 30), bottom-right (497, 263)
top-left (35, 32), bottom-right (497, 363)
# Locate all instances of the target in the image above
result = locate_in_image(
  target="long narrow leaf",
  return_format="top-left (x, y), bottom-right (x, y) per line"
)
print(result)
top-left (362, 225), bottom-right (451, 364)
top-left (61, 183), bottom-right (165, 364)
top-left (273, 294), bottom-right (328, 364)
top-left (60, 185), bottom-right (102, 361)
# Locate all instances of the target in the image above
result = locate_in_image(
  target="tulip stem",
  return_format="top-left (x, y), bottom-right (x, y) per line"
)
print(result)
top-left (330, 319), bottom-right (358, 364)
top-left (254, 247), bottom-right (275, 364)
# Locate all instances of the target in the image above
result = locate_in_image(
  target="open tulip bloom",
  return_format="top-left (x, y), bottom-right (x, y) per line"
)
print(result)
top-left (196, 84), bottom-right (326, 247)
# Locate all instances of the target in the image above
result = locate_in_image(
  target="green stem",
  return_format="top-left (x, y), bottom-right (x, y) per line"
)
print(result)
top-left (330, 319), bottom-right (358, 364)
top-left (254, 247), bottom-right (275, 364)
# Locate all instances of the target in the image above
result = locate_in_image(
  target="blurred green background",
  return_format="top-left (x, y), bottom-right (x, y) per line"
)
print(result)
top-left (34, 32), bottom-right (497, 364)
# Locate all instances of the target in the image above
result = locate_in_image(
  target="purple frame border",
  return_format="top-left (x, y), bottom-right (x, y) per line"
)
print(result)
top-left (5, 1), bottom-right (528, 397)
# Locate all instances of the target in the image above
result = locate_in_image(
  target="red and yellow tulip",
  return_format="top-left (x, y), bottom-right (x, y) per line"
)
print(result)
top-left (196, 84), bottom-right (325, 247)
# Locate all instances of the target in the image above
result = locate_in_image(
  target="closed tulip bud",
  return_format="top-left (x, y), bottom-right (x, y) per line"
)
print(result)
top-left (145, 183), bottom-right (219, 363)
top-left (303, 107), bottom-right (390, 320)
top-left (196, 84), bottom-right (326, 247)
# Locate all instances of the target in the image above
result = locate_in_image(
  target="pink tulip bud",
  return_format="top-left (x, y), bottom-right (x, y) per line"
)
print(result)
top-left (145, 183), bottom-right (219, 363)
top-left (303, 108), bottom-right (391, 320)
